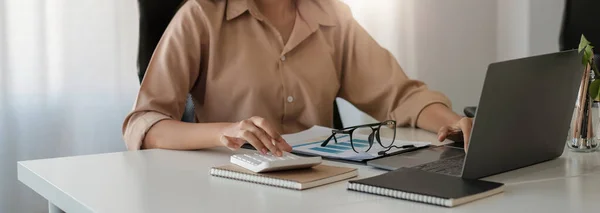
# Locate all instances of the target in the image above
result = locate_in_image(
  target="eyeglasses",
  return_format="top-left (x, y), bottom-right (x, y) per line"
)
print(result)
top-left (320, 120), bottom-right (397, 153)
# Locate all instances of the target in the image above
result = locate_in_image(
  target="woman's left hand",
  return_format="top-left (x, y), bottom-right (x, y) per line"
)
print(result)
top-left (437, 117), bottom-right (473, 151)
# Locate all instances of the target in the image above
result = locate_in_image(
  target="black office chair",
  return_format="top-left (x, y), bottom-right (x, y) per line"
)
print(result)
top-left (463, 0), bottom-right (600, 118)
top-left (559, 0), bottom-right (600, 52)
top-left (136, 0), bottom-right (344, 128)
top-left (559, 0), bottom-right (600, 71)
top-left (137, 0), bottom-right (196, 122)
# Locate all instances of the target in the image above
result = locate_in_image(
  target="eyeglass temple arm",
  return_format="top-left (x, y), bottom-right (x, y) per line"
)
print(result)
top-left (332, 129), bottom-right (351, 134)
top-left (320, 129), bottom-right (352, 147)
top-left (320, 134), bottom-right (337, 147)
top-left (344, 122), bottom-right (388, 129)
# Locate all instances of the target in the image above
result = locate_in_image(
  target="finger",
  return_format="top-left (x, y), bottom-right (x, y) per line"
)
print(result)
top-left (220, 135), bottom-right (244, 151)
top-left (238, 130), bottom-right (268, 154)
top-left (249, 116), bottom-right (285, 143)
top-left (273, 137), bottom-right (292, 153)
top-left (248, 117), bottom-right (285, 156)
top-left (437, 126), bottom-right (450, 142)
top-left (241, 120), bottom-right (280, 155)
top-left (458, 118), bottom-right (473, 151)
top-left (463, 131), bottom-right (469, 152)
top-left (274, 138), bottom-right (293, 152)
top-left (274, 139), bottom-right (292, 153)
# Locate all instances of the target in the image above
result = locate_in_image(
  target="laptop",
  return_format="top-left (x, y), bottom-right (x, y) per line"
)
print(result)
top-left (367, 50), bottom-right (584, 179)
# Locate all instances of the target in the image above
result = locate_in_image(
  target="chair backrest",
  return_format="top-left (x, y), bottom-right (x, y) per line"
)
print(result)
top-left (137, 0), bottom-right (195, 122)
top-left (137, 0), bottom-right (184, 81)
top-left (559, 0), bottom-right (600, 51)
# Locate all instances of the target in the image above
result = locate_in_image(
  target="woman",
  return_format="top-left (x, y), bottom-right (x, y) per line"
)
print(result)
top-left (123, 0), bottom-right (473, 156)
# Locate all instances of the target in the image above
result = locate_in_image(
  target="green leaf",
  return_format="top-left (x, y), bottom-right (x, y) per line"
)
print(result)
top-left (597, 84), bottom-right (600, 101)
top-left (580, 35), bottom-right (591, 53)
top-left (583, 45), bottom-right (594, 65)
top-left (590, 80), bottom-right (600, 100)
top-left (583, 50), bottom-right (592, 65)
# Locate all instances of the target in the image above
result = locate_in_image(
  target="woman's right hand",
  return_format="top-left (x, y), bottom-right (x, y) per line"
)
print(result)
top-left (219, 116), bottom-right (292, 156)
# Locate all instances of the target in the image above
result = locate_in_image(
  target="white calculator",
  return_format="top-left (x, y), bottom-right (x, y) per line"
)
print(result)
top-left (230, 152), bottom-right (322, 173)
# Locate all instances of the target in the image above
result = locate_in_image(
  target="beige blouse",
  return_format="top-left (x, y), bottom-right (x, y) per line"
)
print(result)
top-left (122, 0), bottom-right (451, 150)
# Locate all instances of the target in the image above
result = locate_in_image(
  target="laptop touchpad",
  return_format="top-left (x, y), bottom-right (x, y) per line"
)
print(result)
top-left (388, 146), bottom-right (465, 168)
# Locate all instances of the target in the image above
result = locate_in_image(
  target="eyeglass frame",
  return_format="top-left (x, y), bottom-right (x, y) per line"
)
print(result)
top-left (319, 120), bottom-right (397, 153)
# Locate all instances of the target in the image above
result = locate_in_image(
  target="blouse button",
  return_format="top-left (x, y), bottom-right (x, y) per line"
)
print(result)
top-left (287, 96), bottom-right (294, 103)
top-left (280, 55), bottom-right (286, 61)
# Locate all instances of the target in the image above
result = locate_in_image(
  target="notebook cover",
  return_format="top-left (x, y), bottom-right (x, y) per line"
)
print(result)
top-left (213, 164), bottom-right (357, 184)
top-left (349, 168), bottom-right (504, 199)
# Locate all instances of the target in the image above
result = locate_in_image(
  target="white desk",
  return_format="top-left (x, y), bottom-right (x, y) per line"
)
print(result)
top-left (17, 128), bottom-right (600, 213)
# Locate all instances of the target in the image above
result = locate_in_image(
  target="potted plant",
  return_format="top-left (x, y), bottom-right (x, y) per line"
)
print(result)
top-left (569, 35), bottom-right (600, 152)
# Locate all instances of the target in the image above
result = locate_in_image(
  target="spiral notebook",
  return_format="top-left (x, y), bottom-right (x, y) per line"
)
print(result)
top-left (347, 168), bottom-right (504, 207)
top-left (210, 164), bottom-right (357, 190)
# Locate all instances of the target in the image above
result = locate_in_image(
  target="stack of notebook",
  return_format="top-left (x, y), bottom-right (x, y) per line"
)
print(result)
top-left (210, 164), bottom-right (357, 190)
top-left (347, 168), bottom-right (505, 207)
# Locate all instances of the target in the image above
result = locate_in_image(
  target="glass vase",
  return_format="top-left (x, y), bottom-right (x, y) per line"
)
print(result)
top-left (568, 64), bottom-right (600, 152)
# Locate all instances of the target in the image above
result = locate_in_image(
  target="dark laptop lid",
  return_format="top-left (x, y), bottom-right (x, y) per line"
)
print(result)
top-left (462, 50), bottom-right (583, 179)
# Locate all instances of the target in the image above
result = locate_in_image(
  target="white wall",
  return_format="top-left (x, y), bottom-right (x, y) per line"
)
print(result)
top-left (0, 0), bottom-right (5, 103)
top-left (412, 0), bottom-right (497, 114)
top-left (497, 0), bottom-right (565, 61)
top-left (529, 0), bottom-right (564, 56)
top-left (339, 0), bottom-right (565, 126)
top-left (0, 1), bottom-right (139, 212)
top-left (340, 0), bottom-right (416, 126)
top-left (497, 0), bottom-right (530, 61)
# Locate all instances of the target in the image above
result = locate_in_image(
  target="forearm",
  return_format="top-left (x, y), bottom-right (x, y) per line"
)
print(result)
top-left (143, 120), bottom-right (230, 150)
top-left (416, 103), bottom-right (462, 133)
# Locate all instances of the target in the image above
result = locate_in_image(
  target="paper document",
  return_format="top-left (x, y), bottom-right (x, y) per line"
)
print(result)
top-left (284, 126), bottom-right (430, 162)
top-left (282, 126), bottom-right (334, 146)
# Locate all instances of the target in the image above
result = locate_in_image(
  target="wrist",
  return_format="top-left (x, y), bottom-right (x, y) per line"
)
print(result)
top-left (213, 123), bottom-right (230, 146)
top-left (430, 103), bottom-right (461, 125)
top-left (418, 103), bottom-right (462, 130)
top-left (448, 113), bottom-right (463, 126)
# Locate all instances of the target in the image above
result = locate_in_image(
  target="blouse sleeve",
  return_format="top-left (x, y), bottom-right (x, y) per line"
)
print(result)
top-left (338, 16), bottom-right (451, 127)
top-left (122, 1), bottom-right (205, 150)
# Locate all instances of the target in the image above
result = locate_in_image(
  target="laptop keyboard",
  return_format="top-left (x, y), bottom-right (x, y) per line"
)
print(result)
top-left (412, 154), bottom-right (465, 176)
